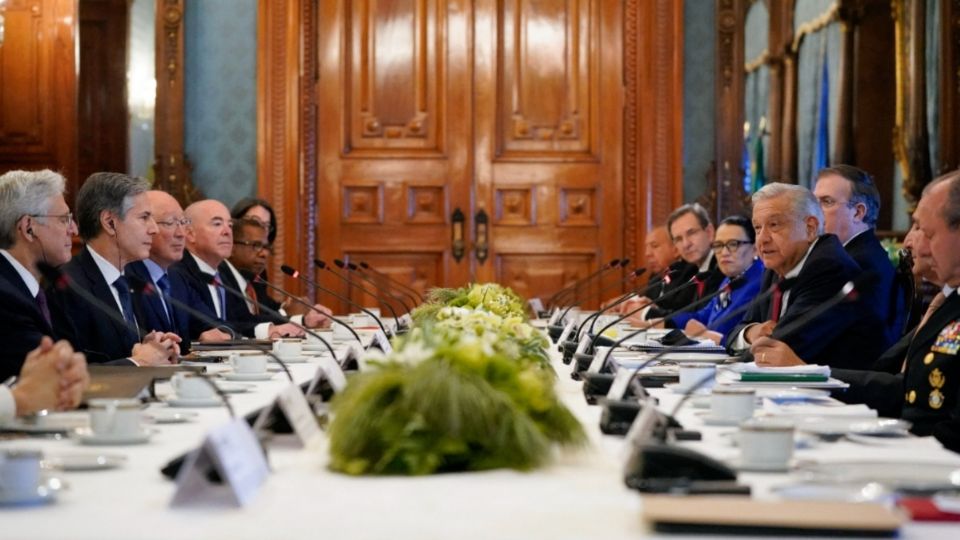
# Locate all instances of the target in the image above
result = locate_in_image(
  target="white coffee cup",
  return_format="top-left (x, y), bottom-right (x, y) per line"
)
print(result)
top-left (273, 338), bottom-right (302, 359)
top-left (171, 373), bottom-right (216, 400)
top-left (677, 363), bottom-right (716, 392)
top-left (366, 307), bottom-right (381, 318)
top-left (88, 398), bottom-right (143, 438)
top-left (230, 353), bottom-right (268, 374)
top-left (333, 320), bottom-right (356, 341)
top-left (738, 417), bottom-right (795, 470)
top-left (0, 449), bottom-right (43, 498)
top-left (710, 386), bottom-right (756, 423)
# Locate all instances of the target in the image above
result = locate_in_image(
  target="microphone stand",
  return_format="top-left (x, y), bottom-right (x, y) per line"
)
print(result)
top-left (338, 259), bottom-right (412, 315)
top-left (281, 264), bottom-right (387, 340)
top-left (317, 259), bottom-right (403, 333)
top-left (547, 258), bottom-right (622, 310)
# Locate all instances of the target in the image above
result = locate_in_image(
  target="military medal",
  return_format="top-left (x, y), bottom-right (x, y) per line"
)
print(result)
top-left (928, 368), bottom-right (946, 410)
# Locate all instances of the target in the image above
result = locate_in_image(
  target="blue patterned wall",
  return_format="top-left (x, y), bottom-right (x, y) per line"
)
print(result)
top-left (683, 0), bottom-right (716, 202)
top-left (184, 0), bottom-right (258, 207)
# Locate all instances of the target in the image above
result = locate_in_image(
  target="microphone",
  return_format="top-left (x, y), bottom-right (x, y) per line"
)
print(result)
top-left (124, 274), bottom-right (301, 384)
top-left (335, 259), bottom-right (412, 327)
top-left (340, 260), bottom-right (413, 315)
top-left (315, 260), bottom-right (398, 335)
top-left (547, 258), bottom-right (622, 310)
top-left (572, 273), bottom-right (734, 379)
top-left (574, 267), bottom-right (671, 343)
top-left (250, 275), bottom-right (352, 355)
top-left (546, 261), bottom-right (641, 343)
top-left (357, 260), bottom-right (424, 303)
top-left (554, 267), bottom-right (647, 337)
top-left (280, 264), bottom-right (382, 340)
top-left (622, 274), bottom-right (875, 492)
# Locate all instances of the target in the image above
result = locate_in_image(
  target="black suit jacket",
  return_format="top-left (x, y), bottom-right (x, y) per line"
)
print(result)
top-left (833, 291), bottom-right (960, 452)
top-left (0, 256), bottom-right (73, 379)
top-left (126, 260), bottom-right (211, 348)
top-left (845, 229), bottom-right (904, 345)
top-left (171, 252), bottom-right (282, 338)
top-left (725, 234), bottom-right (886, 369)
top-left (50, 248), bottom-right (137, 365)
top-left (646, 255), bottom-right (725, 318)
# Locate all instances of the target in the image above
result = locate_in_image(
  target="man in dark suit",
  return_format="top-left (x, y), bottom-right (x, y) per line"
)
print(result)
top-left (756, 170), bottom-right (960, 453)
top-left (173, 199), bottom-right (305, 339)
top-left (814, 165), bottom-right (904, 345)
top-left (726, 182), bottom-right (886, 369)
top-left (0, 169), bottom-right (86, 379)
top-left (51, 173), bottom-right (179, 365)
top-left (623, 203), bottom-right (725, 323)
top-left (127, 191), bottom-right (231, 345)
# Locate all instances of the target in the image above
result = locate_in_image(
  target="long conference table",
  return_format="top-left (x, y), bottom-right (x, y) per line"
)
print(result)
top-left (2, 325), bottom-right (960, 539)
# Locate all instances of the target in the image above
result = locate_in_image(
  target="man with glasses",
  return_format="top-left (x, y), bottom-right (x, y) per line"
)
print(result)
top-left (815, 165), bottom-right (904, 344)
top-left (624, 204), bottom-right (725, 323)
top-left (126, 191), bottom-right (231, 347)
top-left (175, 199), bottom-right (304, 339)
top-left (725, 182), bottom-right (885, 369)
top-left (51, 173), bottom-right (180, 365)
top-left (225, 217), bottom-right (333, 328)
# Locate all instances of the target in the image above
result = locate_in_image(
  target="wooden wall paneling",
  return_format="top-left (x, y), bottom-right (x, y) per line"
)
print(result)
top-left (765, 0), bottom-right (787, 179)
top-left (154, 0), bottom-right (201, 205)
top-left (850, 0), bottom-right (895, 225)
top-left (833, 2), bottom-right (855, 164)
top-left (474, 0), bottom-right (624, 307)
top-left (257, 0), bottom-right (311, 298)
top-left (78, 0), bottom-right (129, 183)
top-left (893, 0), bottom-right (931, 208)
top-left (714, 0), bottom-right (749, 218)
top-left (624, 0), bottom-right (683, 269)
top-left (0, 0), bottom-right (78, 196)
top-left (939, 0), bottom-right (960, 173)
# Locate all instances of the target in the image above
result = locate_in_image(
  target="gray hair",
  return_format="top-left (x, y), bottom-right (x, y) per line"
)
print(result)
top-left (75, 172), bottom-right (149, 241)
top-left (0, 169), bottom-right (67, 249)
top-left (667, 203), bottom-right (712, 237)
top-left (924, 169), bottom-right (960, 229)
top-left (752, 182), bottom-right (825, 235)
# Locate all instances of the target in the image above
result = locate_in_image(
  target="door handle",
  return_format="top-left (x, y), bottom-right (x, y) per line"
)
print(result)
top-left (474, 209), bottom-right (489, 264)
top-left (451, 208), bottom-right (466, 263)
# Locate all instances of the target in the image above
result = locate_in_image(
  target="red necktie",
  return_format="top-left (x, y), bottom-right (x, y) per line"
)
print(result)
top-left (245, 281), bottom-right (260, 315)
top-left (770, 282), bottom-right (783, 323)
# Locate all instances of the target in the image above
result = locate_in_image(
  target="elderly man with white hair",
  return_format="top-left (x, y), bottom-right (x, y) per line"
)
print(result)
top-left (725, 182), bottom-right (886, 369)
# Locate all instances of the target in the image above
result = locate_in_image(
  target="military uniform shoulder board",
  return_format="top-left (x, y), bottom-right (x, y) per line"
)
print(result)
top-left (931, 321), bottom-right (960, 355)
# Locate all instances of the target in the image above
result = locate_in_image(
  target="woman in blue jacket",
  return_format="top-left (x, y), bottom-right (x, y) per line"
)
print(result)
top-left (667, 215), bottom-right (764, 344)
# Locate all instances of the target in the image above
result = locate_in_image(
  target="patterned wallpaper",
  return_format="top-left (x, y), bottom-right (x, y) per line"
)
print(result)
top-left (184, 0), bottom-right (258, 207)
top-left (682, 0), bottom-right (716, 203)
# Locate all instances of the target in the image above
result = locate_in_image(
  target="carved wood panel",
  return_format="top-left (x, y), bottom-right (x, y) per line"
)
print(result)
top-left (0, 0), bottom-right (78, 197)
top-left (497, 0), bottom-right (596, 157)
top-left (343, 251), bottom-right (439, 310)
top-left (346, 0), bottom-right (442, 154)
top-left (497, 253), bottom-right (595, 304)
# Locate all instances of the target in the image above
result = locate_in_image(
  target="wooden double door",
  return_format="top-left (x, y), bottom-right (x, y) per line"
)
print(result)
top-left (316, 0), bottom-right (624, 307)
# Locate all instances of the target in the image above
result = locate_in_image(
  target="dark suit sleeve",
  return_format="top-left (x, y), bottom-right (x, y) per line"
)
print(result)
top-left (831, 368), bottom-right (905, 418)
top-left (0, 295), bottom-right (47, 380)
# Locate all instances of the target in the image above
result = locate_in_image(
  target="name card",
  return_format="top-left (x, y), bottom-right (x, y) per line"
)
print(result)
top-left (546, 308), bottom-right (561, 326)
top-left (574, 334), bottom-right (592, 355)
top-left (307, 355), bottom-right (347, 395)
top-left (588, 346), bottom-right (611, 374)
top-left (556, 321), bottom-right (576, 345)
top-left (606, 367), bottom-right (638, 400)
top-left (622, 403), bottom-right (660, 467)
top-left (527, 297), bottom-right (544, 314)
top-left (369, 329), bottom-right (393, 354)
top-left (171, 419), bottom-right (269, 507)
top-left (253, 384), bottom-right (323, 449)
top-left (400, 313), bottom-right (413, 327)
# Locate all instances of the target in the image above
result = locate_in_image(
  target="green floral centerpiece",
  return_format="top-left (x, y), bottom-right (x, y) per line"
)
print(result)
top-left (328, 284), bottom-right (585, 475)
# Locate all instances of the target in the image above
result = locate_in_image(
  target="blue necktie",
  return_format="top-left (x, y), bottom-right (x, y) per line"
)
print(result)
top-left (212, 272), bottom-right (227, 321)
top-left (156, 273), bottom-right (173, 330)
top-left (113, 276), bottom-right (139, 334)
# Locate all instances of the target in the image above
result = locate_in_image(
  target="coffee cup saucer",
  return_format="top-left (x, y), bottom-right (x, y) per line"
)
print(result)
top-left (42, 453), bottom-right (127, 471)
top-left (727, 457), bottom-right (796, 473)
top-left (222, 372), bottom-right (274, 382)
top-left (164, 396), bottom-right (224, 408)
top-left (663, 382), bottom-right (713, 395)
top-left (214, 382), bottom-right (254, 393)
top-left (145, 410), bottom-right (199, 424)
top-left (74, 427), bottom-right (154, 446)
top-left (270, 355), bottom-right (311, 364)
top-left (0, 475), bottom-right (65, 506)
top-left (697, 411), bottom-right (751, 427)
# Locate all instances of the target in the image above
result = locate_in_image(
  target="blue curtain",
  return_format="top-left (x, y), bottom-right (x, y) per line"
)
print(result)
top-left (795, 12), bottom-right (840, 187)
top-left (926, 0), bottom-right (941, 174)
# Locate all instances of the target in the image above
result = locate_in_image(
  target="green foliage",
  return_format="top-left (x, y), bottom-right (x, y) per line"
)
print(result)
top-left (327, 283), bottom-right (583, 476)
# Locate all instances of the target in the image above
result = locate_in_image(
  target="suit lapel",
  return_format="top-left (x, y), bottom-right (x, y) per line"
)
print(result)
top-left (78, 248), bottom-right (138, 343)
top-left (0, 256), bottom-right (55, 336)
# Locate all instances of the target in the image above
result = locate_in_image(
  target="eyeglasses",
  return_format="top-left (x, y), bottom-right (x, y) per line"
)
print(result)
top-left (817, 196), bottom-right (850, 209)
top-left (29, 212), bottom-right (74, 226)
top-left (156, 217), bottom-right (192, 230)
top-left (710, 240), bottom-right (753, 253)
top-left (234, 240), bottom-right (272, 253)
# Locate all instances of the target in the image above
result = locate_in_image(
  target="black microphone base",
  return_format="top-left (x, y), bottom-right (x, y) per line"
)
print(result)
top-left (623, 443), bottom-right (738, 492)
top-left (599, 399), bottom-right (680, 436)
top-left (582, 372), bottom-right (641, 405)
top-left (588, 333), bottom-right (617, 348)
top-left (560, 339), bottom-right (580, 364)
top-left (547, 324), bottom-right (565, 343)
top-left (571, 352), bottom-right (601, 380)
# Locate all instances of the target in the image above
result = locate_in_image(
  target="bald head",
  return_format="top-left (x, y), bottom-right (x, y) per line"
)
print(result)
top-left (185, 199), bottom-right (234, 267)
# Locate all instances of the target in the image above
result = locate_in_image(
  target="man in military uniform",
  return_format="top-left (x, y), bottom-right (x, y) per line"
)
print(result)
top-left (752, 169), bottom-right (960, 452)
